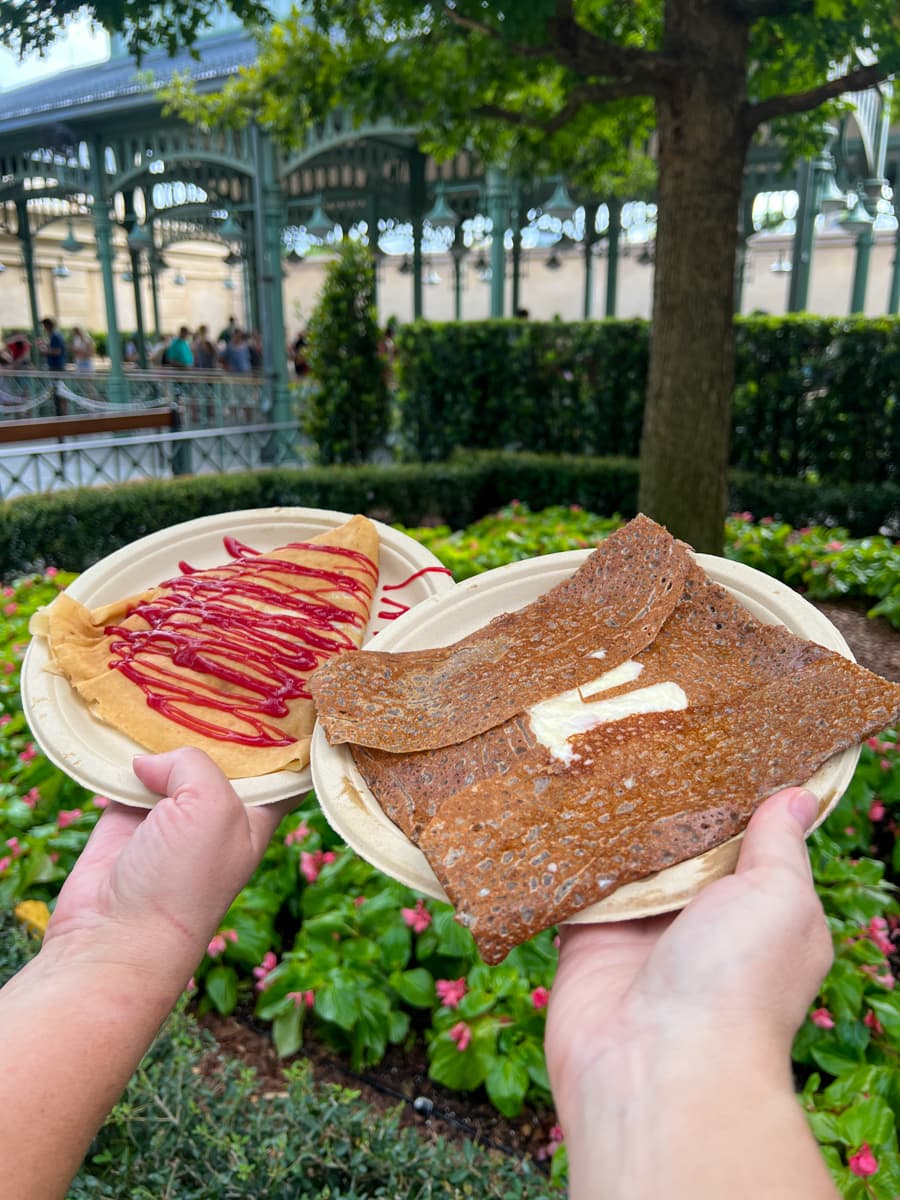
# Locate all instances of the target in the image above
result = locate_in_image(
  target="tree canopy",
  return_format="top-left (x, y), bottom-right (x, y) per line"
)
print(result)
top-left (0, 0), bottom-right (270, 59)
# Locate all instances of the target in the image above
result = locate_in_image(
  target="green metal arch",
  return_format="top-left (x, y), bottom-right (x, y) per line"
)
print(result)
top-left (109, 151), bottom-right (254, 198)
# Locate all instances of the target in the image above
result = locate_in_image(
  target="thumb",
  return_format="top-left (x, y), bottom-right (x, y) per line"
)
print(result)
top-left (735, 786), bottom-right (821, 882)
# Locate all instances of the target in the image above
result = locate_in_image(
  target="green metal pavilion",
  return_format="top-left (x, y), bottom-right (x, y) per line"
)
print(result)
top-left (0, 21), bottom-right (897, 422)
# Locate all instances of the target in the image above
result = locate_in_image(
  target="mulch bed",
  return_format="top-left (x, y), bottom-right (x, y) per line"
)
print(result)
top-left (200, 599), bottom-right (900, 1162)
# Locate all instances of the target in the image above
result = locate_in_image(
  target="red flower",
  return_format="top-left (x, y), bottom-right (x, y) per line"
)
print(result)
top-left (531, 986), bottom-right (551, 1009)
top-left (810, 1007), bottom-right (835, 1029)
top-left (57, 808), bottom-right (82, 829)
top-left (449, 1021), bottom-right (472, 1052)
top-left (848, 1144), bottom-right (878, 1177)
top-left (864, 1010), bottom-right (885, 1036)
top-left (869, 798), bottom-right (886, 822)
top-left (401, 899), bottom-right (432, 933)
top-left (435, 978), bottom-right (467, 1009)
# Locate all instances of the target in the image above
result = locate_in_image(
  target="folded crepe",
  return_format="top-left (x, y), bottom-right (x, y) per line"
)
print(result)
top-left (329, 517), bottom-right (900, 964)
top-left (310, 514), bottom-right (693, 751)
top-left (36, 515), bottom-right (379, 778)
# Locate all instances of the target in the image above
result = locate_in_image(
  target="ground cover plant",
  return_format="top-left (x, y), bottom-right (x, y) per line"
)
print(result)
top-left (1, 506), bottom-right (899, 1196)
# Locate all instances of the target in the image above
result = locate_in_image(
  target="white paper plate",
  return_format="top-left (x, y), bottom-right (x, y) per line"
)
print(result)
top-left (311, 550), bottom-right (860, 923)
top-left (21, 507), bottom-right (454, 809)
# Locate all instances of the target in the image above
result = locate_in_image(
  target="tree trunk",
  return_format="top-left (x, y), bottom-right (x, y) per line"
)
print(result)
top-left (638, 1), bottom-right (752, 553)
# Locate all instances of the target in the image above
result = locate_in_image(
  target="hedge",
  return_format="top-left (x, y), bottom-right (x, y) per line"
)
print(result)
top-left (1, 453), bottom-right (898, 575)
top-left (394, 317), bottom-right (900, 485)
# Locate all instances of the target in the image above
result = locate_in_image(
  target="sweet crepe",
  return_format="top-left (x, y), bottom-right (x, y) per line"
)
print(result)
top-left (36, 515), bottom-right (379, 778)
top-left (326, 517), bottom-right (900, 964)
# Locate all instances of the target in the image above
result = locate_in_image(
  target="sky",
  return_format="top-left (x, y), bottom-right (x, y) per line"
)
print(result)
top-left (0, 18), bottom-right (109, 93)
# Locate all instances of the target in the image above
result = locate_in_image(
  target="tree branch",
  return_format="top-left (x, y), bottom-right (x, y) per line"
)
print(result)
top-left (745, 60), bottom-right (892, 133)
top-left (474, 77), bottom-right (653, 134)
top-left (726, 0), bottom-right (812, 18)
top-left (442, 1), bottom-right (677, 96)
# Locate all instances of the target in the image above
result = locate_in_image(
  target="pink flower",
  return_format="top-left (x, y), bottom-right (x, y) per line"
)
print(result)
top-left (538, 1123), bottom-right (565, 1161)
top-left (92, 794), bottom-right (110, 809)
top-left (760, 515), bottom-right (774, 525)
top-left (5, 837), bottom-right (22, 858)
top-left (284, 821), bottom-right (310, 846)
top-left (4, 602), bottom-right (17, 616)
top-left (864, 1010), bottom-right (885, 1036)
top-left (4, 662), bottom-right (15, 675)
top-left (825, 540), bottom-right (844, 552)
top-left (56, 808), bottom-right (82, 829)
top-left (868, 916), bottom-right (893, 955)
top-left (288, 990), bottom-right (315, 1009)
top-left (849, 1144), bottom-right (879, 1177)
top-left (18, 742), bottom-right (37, 763)
top-left (531, 986), bottom-right (551, 1010)
top-left (253, 950), bottom-right (278, 990)
top-left (844, 825), bottom-right (856, 836)
top-left (877, 973), bottom-right (895, 990)
top-left (207, 929), bottom-right (238, 958)
top-left (1, 586), bottom-right (12, 598)
top-left (45, 566), bottom-right (58, 578)
top-left (185, 976), bottom-right (197, 993)
top-left (353, 895), bottom-right (366, 908)
top-left (0, 714), bottom-right (10, 726)
top-left (401, 899), bottom-right (432, 933)
top-left (869, 798), bottom-right (886, 822)
top-left (810, 1007), bottom-right (835, 1029)
top-left (449, 1021), bottom-right (472, 1052)
top-left (0, 856), bottom-right (11, 874)
top-left (881, 759), bottom-right (892, 772)
top-left (436, 978), bottom-right (467, 1009)
top-left (866, 737), bottom-right (881, 750)
top-left (300, 850), bottom-right (321, 883)
top-left (22, 787), bottom-right (39, 809)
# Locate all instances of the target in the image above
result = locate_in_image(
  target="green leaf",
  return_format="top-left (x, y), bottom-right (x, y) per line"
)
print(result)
top-left (204, 965), bottom-right (238, 1015)
top-left (273, 1005), bottom-right (303, 1058)
top-left (315, 976), bottom-right (361, 1030)
top-left (839, 1096), bottom-right (896, 1149)
top-left (485, 1056), bottom-right (530, 1118)
top-left (391, 967), bottom-right (435, 1008)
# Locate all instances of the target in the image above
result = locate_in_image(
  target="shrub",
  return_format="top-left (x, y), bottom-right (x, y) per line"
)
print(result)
top-left (304, 240), bottom-right (391, 465)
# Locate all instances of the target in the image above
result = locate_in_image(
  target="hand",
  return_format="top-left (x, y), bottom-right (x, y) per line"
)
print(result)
top-left (43, 748), bottom-right (297, 992)
top-left (546, 786), bottom-right (833, 1132)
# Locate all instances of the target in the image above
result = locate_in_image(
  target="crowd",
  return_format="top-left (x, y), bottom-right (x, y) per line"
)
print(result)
top-left (0, 317), bottom-right (267, 374)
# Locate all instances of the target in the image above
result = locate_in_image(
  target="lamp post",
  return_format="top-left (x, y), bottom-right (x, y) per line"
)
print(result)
top-left (841, 193), bottom-right (876, 314)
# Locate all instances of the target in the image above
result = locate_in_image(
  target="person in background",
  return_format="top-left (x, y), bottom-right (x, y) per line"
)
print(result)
top-left (291, 329), bottom-right (310, 377)
top-left (222, 328), bottom-right (251, 373)
top-left (5, 332), bottom-right (31, 366)
top-left (191, 325), bottom-right (218, 370)
top-left (218, 315), bottom-right (238, 345)
top-left (69, 326), bottom-right (95, 372)
top-left (164, 326), bottom-right (194, 370)
top-left (248, 330), bottom-right (263, 371)
top-left (0, 746), bottom-right (840, 1200)
top-left (149, 334), bottom-right (171, 367)
top-left (38, 318), bottom-right (66, 371)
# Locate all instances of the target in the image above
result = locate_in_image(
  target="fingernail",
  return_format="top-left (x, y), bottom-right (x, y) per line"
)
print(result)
top-left (788, 788), bottom-right (820, 831)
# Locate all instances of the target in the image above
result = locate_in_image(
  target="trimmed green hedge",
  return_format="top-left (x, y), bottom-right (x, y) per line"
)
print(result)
top-left (394, 317), bottom-right (900, 485)
top-left (1, 454), bottom-right (897, 574)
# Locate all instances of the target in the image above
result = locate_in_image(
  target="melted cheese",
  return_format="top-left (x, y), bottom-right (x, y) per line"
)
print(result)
top-left (527, 661), bottom-right (688, 763)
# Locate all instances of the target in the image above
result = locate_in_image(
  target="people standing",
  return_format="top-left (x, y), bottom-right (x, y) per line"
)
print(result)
top-left (191, 325), bottom-right (218, 370)
top-left (70, 327), bottom-right (95, 372)
top-left (38, 318), bottom-right (66, 371)
top-left (164, 326), bottom-right (194, 370)
top-left (222, 328), bottom-right (251, 373)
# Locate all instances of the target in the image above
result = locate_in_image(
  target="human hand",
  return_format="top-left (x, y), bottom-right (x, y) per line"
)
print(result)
top-left (42, 748), bottom-right (297, 995)
top-left (545, 786), bottom-right (833, 1136)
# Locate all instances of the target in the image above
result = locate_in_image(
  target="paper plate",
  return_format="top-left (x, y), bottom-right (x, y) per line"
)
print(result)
top-left (21, 507), bottom-right (454, 809)
top-left (311, 550), bottom-right (860, 923)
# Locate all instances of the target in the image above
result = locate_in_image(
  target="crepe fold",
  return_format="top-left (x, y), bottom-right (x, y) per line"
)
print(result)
top-left (338, 518), bottom-right (900, 965)
top-left (310, 513), bottom-right (693, 752)
top-left (40, 515), bottom-right (379, 778)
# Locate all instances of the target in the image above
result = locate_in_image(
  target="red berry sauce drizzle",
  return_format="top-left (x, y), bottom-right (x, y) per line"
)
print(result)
top-left (105, 537), bottom-right (378, 748)
top-left (376, 566), bottom-right (452, 622)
